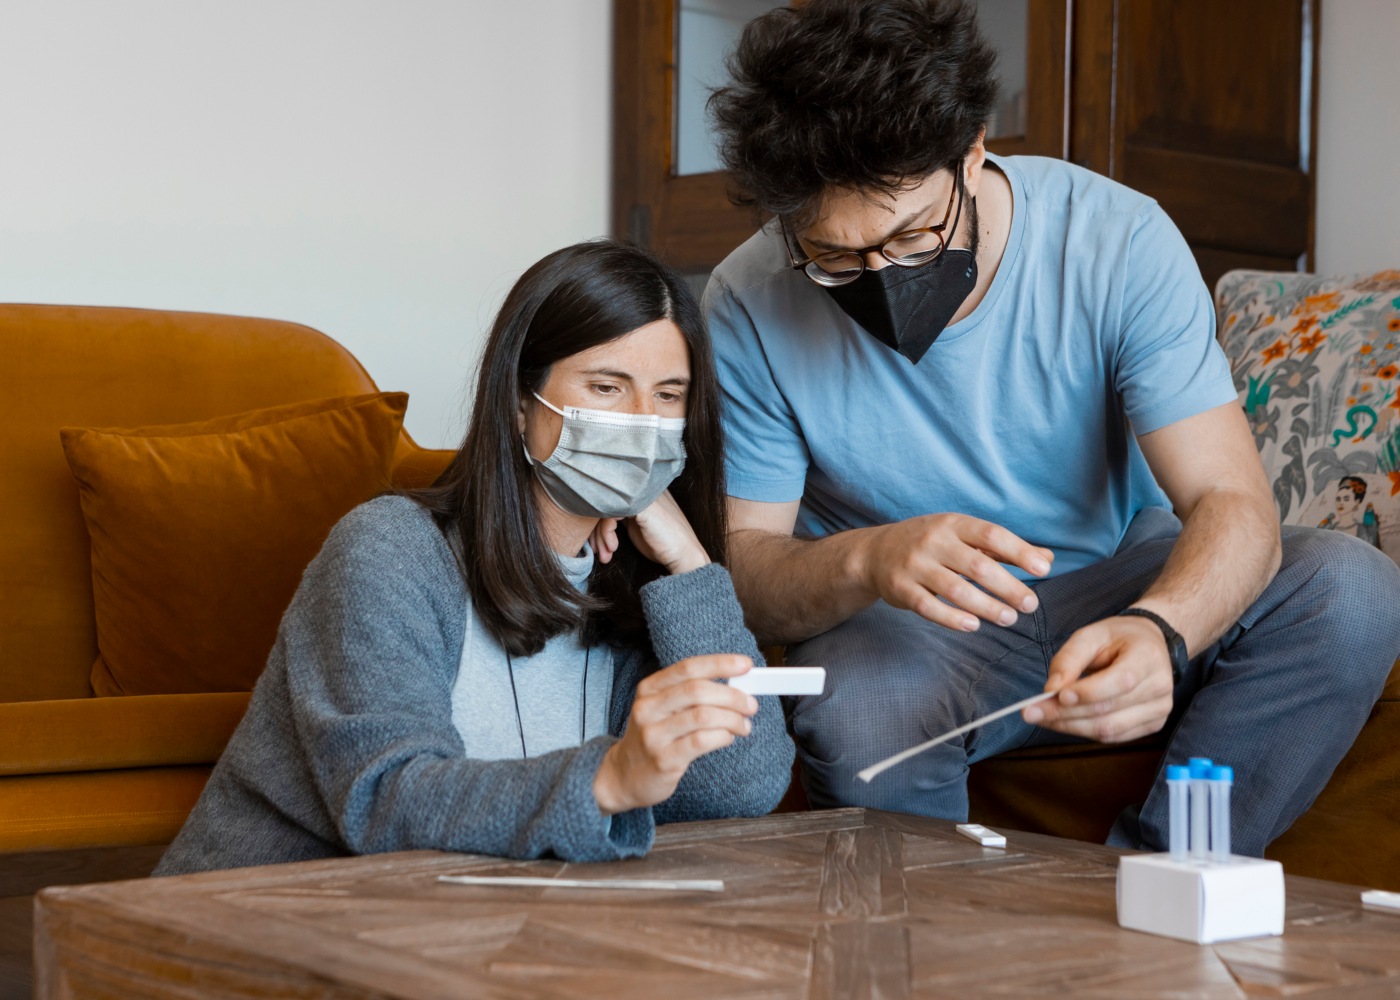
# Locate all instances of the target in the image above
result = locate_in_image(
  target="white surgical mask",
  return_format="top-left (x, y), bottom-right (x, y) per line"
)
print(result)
top-left (524, 393), bottom-right (687, 518)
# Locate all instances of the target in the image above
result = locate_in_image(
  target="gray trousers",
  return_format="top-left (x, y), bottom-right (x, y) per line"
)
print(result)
top-left (787, 508), bottom-right (1400, 856)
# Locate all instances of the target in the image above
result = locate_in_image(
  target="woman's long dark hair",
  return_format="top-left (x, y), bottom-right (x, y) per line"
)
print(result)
top-left (409, 240), bottom-right (728, 656)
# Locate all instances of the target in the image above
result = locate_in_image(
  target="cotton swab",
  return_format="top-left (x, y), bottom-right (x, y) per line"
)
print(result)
top-left (856, 690), bottom-right (1057, 783)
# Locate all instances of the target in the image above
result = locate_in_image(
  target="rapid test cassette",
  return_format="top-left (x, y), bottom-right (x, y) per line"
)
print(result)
top-left (956, 823), bottom-right (1007, 848)
top-left (1362, 889), bottom-right (1400, 915)
top-left (728, 666), bottom-right (826, 696)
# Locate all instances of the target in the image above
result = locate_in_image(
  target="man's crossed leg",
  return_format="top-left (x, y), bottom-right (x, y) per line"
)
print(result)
top-left (788, 509), bottom-right (1400, 855)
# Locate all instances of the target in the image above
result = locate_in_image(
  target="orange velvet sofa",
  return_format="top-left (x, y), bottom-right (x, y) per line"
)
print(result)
top-left (5, 305), bottom-right (1395, 893)
top-left (0, 304), bottom-right (453, 854)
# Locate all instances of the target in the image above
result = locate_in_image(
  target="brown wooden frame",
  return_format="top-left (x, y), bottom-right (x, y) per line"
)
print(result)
top-left (613, 0), bottom-right (750, 273)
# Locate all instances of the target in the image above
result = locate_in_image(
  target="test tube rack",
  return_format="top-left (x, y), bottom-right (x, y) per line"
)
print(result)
top-left (1116, 758), bottom-right (1285, 945)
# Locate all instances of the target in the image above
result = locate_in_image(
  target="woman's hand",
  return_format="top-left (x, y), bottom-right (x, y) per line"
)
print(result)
top-left (593, 654), bottom-right (757, 815)
top-left (590, 517), bottom-right (622, 565)
top-left (590, 490), bottom-right (711, 575)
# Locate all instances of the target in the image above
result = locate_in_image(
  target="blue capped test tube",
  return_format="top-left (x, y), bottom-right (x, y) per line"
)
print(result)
top-left (1166, 765), bottom-right (1190, 861)
top-left (1209, 765), bottom-right (1233, 862)
top-left (1188, 758), bottom-right (1213, 860)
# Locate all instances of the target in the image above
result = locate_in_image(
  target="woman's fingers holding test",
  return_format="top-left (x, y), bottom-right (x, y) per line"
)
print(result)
top-left (639, 654), bottom-right (752, 696)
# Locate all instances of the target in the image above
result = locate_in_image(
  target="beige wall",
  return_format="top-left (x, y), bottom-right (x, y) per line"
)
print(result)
top-left (0, 1), bottom-right (612, 448)
top-left (1, 1), bottom-right (1391, 451)
top-left (1315, 0), bottom-right (1400, 275)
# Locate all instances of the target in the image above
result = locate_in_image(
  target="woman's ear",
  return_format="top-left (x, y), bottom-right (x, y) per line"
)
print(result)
top-left (517, 397), bottom-right (528, 436)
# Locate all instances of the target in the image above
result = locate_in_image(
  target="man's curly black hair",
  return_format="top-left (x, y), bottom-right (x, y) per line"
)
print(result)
top-left (709, 0), bottom-right (999, 227)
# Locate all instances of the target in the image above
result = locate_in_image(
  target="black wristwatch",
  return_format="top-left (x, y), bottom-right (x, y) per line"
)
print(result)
top-left (1118, 607), bottom-right (1188, 684)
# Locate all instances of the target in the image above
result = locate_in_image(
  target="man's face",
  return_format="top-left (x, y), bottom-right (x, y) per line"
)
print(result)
top-left (794, 140), bottom-right (986, 272)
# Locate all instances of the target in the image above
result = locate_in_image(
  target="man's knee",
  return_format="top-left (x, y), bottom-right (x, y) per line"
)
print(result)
top-left (1280, 528), bottom-right (1400, 622)
top-left (791, 705), bottom-right (970, 815)
top-left (787, 604), bottom-right (978, 763)
top-left (787, 673), bottom-right (970, 812)
top-left (800, 748), bottom-right (969, 814)
top-left (788, 680), bottom-right (951, 771)
top-left (1275, 527), bottom-right (1400, 693)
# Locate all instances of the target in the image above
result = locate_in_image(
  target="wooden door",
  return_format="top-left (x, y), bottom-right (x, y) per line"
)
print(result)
top-left (613, 0), bottom-right (1073, 277)
top-left (613, 0), bottom-right (761, 276)
top-left (1071, 0), bottom-right (1319, 290)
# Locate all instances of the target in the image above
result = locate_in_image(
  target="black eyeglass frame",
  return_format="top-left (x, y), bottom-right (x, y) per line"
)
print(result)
top-left (781, 162), bottom-right (965, 287)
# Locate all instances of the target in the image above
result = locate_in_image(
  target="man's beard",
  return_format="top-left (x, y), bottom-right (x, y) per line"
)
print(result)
top-left (957, 195), bottom-right (980, 261)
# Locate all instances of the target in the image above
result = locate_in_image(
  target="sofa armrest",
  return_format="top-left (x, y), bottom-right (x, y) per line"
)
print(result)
top-left (0, 692), bottom-right (250, 777)
top-left (390, 437), bottom-right (455, 490)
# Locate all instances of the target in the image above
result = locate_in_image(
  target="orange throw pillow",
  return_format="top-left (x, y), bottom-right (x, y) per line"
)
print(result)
top-left (61, 392), bottom-right (408, 695)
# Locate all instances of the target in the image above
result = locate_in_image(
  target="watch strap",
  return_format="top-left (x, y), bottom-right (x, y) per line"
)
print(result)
top-left (1117, 607), bottom-right (1187, 683)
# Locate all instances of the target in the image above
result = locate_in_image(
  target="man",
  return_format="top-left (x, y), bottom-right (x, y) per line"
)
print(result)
top-left (703, 0), bottom-right (1400, 855)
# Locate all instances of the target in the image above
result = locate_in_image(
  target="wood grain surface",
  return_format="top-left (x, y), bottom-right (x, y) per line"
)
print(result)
top-left (33, 809), bottom-right (1400, 999)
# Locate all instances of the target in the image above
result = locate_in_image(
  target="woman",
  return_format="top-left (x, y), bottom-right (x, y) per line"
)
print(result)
top-left (1318, 475), bottom-right (1381, 549)
top-left (156, 240), bottom-right (793, 874)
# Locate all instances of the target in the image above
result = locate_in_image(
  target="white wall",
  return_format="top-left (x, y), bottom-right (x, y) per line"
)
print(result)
top-left (1315, 0), bottom-right (1400, 275)
top-left (4, 0), bottom-right (1390, 437)
top-left (0, 1), bottom-right (612, 448)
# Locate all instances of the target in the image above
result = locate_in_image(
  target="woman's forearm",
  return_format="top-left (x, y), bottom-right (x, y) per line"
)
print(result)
top-left (321, 735), bottom-right (653, 862)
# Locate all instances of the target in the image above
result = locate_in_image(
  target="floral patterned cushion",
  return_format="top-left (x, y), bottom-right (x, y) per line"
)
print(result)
top-left (1217, 268), bottom-right (1400, 566)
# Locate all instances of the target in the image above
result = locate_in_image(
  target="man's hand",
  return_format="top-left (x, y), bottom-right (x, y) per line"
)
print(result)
top-left (854, 513), bottom-right (1054, 631)
top-left (1023, 616), bottom-right (1175, 743)
top-left (593, 655), bottom-right (757, 815)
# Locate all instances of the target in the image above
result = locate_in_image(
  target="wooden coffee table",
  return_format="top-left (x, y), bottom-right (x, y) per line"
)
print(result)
top-left (33, 808), bottom-right (1400, 998)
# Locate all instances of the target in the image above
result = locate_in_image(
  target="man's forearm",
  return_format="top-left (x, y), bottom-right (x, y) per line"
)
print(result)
top-left (1132, 489), bottom-right (1282, 655)
top-left (727, 528), bottom-right (878, 646)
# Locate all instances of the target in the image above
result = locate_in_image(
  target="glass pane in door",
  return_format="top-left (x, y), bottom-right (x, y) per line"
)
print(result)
top-left (675, 0), bottom-right (776, 176)
top-left (676, 1), bottom-right (1030, 171)
top-left (971, 0), bottom-right (1030, 140)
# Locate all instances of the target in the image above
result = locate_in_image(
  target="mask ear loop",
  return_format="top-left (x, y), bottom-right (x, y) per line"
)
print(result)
top-left (945, 157), bottom-right (967, 256)
top-left (520, 394), bottom-right (572, 513)
top-left (532, 392), bottom-right (567, 417)
top-left (521, 391), bottom-right (563, 471)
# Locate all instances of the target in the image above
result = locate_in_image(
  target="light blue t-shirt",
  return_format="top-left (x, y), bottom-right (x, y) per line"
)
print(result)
top-left (704, 154), bottom-right (1237, 578)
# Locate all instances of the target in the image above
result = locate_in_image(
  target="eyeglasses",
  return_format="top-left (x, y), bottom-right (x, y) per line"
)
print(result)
top-left (782, 167), bottom-right (962, 288)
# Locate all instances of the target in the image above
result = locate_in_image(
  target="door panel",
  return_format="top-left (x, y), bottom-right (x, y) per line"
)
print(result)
top-left (981, 0), bottom-right (1071, 160)
top-left (613, 0), bottom-right (768, 274)
top-left (1118, 0), bottom-right (1307, 168)
top-left (1073, 0), bottom-right (1317, 290)
top-left (1124, 147), bottom-right (1311, 259)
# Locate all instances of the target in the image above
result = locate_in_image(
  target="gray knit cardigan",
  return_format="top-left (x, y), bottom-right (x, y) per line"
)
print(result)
top-left (155, 496), bottom-right (793, 875)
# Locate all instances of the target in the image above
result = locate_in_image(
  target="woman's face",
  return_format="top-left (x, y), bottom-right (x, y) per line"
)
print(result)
top-left (522, 318), bottom-right (691, 462)
top-left (1336, 486), bottom-right (1360, 516)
